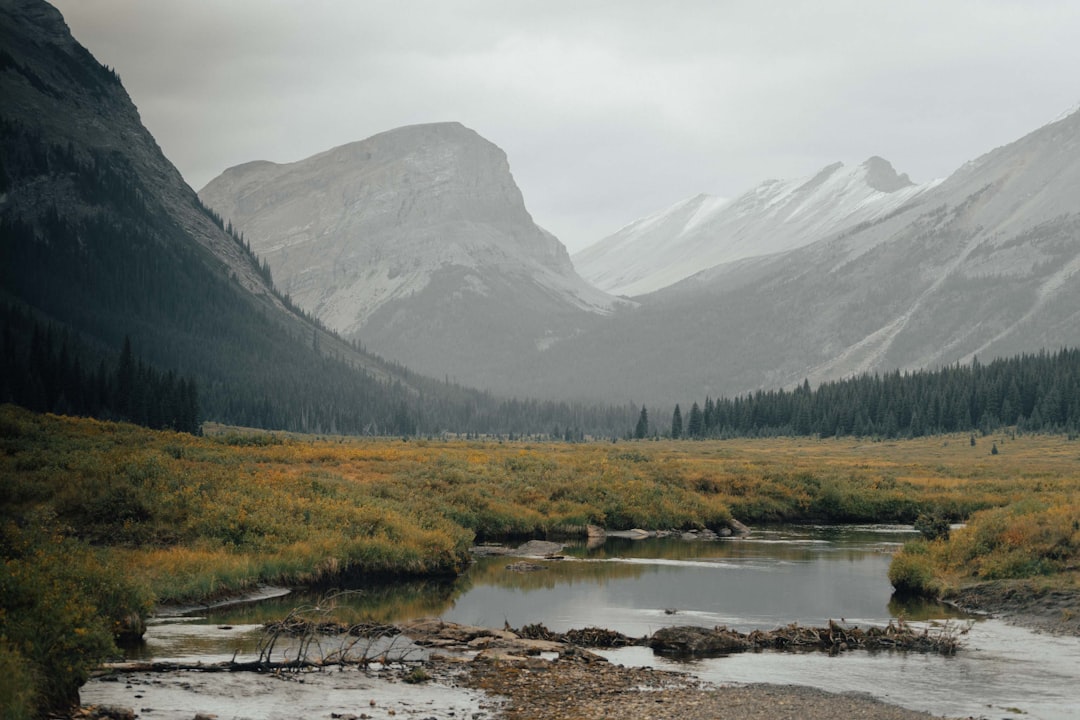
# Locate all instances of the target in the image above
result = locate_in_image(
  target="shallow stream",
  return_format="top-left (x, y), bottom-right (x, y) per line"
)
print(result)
top-left (84, 525), bottom-right (1080, 719)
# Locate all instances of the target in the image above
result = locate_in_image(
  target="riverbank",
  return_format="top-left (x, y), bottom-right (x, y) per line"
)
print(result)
top-left (945, 579), bottom-right (1080, 636)
top-left (8, 407), bottom-right (1080, 717)
top-left (81, 618), bottom-right (951, 720)
top-left (446, 652), bottom-right (942, 720)
top-left (414, 618), bottom-right (954, 718)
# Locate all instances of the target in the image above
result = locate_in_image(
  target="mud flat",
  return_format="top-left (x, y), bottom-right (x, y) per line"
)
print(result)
top-left (946, 580), bottom-right (1080, 636)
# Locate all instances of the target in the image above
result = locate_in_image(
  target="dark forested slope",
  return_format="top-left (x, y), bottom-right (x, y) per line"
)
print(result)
top-left (0, 0), bottom-right (636, 436)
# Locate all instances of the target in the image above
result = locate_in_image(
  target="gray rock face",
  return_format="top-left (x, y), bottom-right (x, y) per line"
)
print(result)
top-left (199, 122), bottom-right (622, 387)
top-left (201, 81), bottom-right (1080, 404)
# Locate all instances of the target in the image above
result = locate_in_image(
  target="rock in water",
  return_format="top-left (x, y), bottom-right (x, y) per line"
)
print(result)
top-left (649, 626), bottom-right (750, 657)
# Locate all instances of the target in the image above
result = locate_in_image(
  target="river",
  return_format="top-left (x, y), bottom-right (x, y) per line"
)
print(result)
top-left (84, 525), bottom-right (1080, 719)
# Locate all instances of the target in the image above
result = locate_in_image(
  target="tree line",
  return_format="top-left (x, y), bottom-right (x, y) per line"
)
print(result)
top-left (1, 306), bottom-right (200, 433)
top-left (635, 349), bottom-right (1080, 439)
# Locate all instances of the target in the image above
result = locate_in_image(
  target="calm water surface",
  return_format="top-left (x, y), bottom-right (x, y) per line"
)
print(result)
top-left (85, 525), bottom-right (1080, 720)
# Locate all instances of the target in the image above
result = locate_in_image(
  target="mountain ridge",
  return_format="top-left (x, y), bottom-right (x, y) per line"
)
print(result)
top-left (527, 105), bottom-right (1080, 404)
top-left (574, 156), bottom-right (940, 297)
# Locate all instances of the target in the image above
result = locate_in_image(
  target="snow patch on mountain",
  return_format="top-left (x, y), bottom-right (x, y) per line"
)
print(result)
top-left (574, 157), bottom-right (941, 297)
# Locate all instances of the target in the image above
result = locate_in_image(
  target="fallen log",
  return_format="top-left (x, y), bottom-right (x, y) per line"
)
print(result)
top-left (97, 657), bottom-right (374, 674)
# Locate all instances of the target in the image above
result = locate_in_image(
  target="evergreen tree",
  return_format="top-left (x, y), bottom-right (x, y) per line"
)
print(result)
top-left (687, 402), bottom-right (703, 438)
top-left (634, 405), bottom-right (649, 439)
top-left (671, 404), bottom-right (683, 439)
top-left (114, 335), bottom-right (135, 420)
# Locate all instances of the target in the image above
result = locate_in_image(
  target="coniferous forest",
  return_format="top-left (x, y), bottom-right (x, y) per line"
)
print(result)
top-left (649, 348), bottom-right (1080, 440)
top-left (0, 306), bottom-right (200, 433)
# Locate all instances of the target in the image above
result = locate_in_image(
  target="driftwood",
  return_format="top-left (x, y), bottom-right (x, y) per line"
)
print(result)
top-left (650, 619), bottom-right (968, 657)
top-left (517, 623), bottom-right (643, 648)
top-left (262, 619), bottom-right (400, 638)
top-left (98, 593), bottom-right (418, 678)
top-left (519, 618), bottom-right (965, 656)
top-left (100, 658), bottom-right (359, 674)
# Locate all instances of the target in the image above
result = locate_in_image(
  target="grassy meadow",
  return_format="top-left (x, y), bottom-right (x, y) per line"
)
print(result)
top-left (3, 403), bottom-right (1079, 713)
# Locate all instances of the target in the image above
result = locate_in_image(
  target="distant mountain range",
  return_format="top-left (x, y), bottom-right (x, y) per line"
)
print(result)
top-left (525, 103), bottom-right (1080, 403)
top-left (11, 0), bottom-right (1078, 422)
top-left (573, 156), bottom-right (940, 297)
top-left (203, 101), bottom-right (1080, 405)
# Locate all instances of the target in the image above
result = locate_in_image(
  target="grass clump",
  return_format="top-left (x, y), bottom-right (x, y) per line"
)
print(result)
top-left (889, 496), bottom-right (1080, 597)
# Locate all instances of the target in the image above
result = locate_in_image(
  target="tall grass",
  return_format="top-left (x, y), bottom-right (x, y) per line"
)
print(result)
top-left (4, 404), bottom-right (1079, 710)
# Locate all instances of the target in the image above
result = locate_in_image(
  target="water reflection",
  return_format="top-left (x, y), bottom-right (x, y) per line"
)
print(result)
top-left (196, 525), bottom-right (965, 636)
top-left (434, 525), bottom-right (966, 634)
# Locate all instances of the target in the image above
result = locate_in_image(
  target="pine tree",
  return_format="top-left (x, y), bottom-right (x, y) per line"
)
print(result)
top-left (671, 404), bottom-right (683, 439)
top-left (114, 335), bottom-right (135, 420)
top-left (687, 402), bottom-right (703, 438)
top-left (634, 405), bottom-right (649, 439)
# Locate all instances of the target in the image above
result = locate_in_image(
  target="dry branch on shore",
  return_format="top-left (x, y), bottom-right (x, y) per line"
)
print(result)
top-left (96, 615), bottom-right (967, 682)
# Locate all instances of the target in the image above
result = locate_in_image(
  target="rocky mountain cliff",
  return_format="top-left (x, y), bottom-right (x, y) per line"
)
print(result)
top-left (574, 157), bottom-right (939, 297)
top-left (199, 123), bottom-right (623, 388)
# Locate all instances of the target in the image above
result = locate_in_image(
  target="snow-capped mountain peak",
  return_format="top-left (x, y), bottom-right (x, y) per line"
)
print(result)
top-left (574, 157), bottom-right (939, 297)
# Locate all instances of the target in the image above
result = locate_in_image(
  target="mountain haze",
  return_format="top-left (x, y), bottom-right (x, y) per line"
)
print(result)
top-left (196, 99), bottom-right (1080, 406)
top-left (526, 106), bottom-right (1080, 403)
top-left (574, 157), bottom-right (939, 297)
top-left (199, 123), bottom-right (624, 389)
top-left (40, 0), bottom-right (1075, 415)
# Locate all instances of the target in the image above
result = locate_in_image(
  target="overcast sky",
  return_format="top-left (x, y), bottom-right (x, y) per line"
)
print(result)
top-left (51, 0), bottom-right (1080, 253)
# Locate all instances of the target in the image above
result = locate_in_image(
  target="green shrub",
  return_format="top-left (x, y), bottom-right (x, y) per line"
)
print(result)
top-left (888, 540), bottom-right (942, 596)
top-left (0, 511), bottom-right (152, 714)
top-left (0, 640), bottom-right (36, 720)
top-left (914, 509), bottom-right (952, 541)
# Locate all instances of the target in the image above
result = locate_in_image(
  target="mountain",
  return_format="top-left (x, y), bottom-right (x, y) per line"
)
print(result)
top-left (199, 123), bottom-right (624, 390)
top-left (524, 106), bottom-right (1080, 403)
top-left (574, 157), bottom-right (939, 297)
top-left (0, 0), bottom-right (519, 435)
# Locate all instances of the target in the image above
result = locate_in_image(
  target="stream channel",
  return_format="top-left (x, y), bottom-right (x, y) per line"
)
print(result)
top-left (84, 525), bottom-right (1080, 719)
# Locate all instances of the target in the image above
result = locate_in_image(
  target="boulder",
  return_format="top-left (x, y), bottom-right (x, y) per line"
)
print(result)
top-left (649, 626), bottom-right (750, 657)
top-left (514, 539), bottom-right (564, 557)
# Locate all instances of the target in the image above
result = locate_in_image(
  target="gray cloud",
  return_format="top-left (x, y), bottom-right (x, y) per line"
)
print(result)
top-left (51, 0), bottom-right (1080, 252)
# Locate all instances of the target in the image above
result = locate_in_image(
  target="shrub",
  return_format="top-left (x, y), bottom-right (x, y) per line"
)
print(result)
top-left (888, 540), bottom-right (942, 596)
top-left (0, 640), bottom-right (36, 720)
top-left (0, 511), bottom-right (152, 714)
top-left (914, 509), bottom-right (951, 541)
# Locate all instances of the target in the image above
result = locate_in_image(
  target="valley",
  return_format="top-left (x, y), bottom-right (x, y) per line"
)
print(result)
top-left (3, 1), bottom-right (1080, 718)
